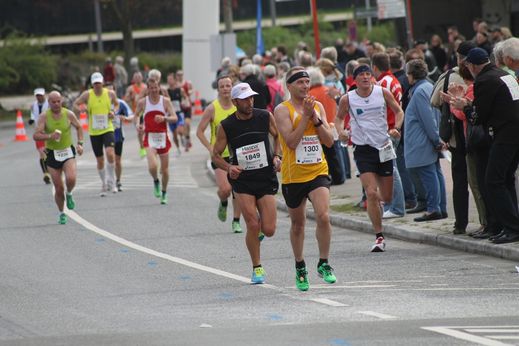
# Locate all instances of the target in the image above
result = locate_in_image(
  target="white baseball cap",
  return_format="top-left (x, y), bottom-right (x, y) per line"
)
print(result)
top-left (91, 72), bottom-right (104, 84)
top-left (231, 83), bottom-right (258, 99)
top-left (34, 88), bottom-right (45, 96)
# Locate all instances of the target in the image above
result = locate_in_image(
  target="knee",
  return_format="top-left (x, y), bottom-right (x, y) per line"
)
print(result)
top-left (315, 210), bottom-right (330, 225)
top-left (291, 222), bottom-right (305, 235)
top-left (55, 184), bottom-right (64, 196)
top-left (261, 223), bottom-right (276, 237)
top-left (219, 186), bottom-right (232, 197)
top-left (365, 188), bottom-right (379, 201)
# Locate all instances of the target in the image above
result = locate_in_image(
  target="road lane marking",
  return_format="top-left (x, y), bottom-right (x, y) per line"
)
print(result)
top-left (311, 298), bottom-right (348, 307)
top-left (65, 209), bottom-right (347, 308)
top-left (422, 327), bottom-right (515, 346)
top-left (465, 329), bottom-right (519, 333)
top-left (357, 311), bottom-right (397, 320)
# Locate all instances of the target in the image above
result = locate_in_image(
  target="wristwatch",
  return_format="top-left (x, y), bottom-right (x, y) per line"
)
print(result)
top-left (314, 118), bottom-right (323, 127)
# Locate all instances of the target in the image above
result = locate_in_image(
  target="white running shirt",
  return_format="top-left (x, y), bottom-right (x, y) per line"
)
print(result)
top-left (348, 85), bottom-right (389, 148)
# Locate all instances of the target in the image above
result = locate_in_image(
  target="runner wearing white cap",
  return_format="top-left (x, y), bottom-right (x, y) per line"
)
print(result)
top-left (29, 88), bottom-right (50, 184)
top-left (213, 82), bottom-right (281, 284)
top-left (73, 72), bottom-right (120, 196)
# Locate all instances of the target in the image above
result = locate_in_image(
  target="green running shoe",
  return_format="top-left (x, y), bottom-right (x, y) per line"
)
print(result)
top-left (66, 193), bottom-right (75, 210)
top-left (153, 181), bottom-right (161, 198)
top-left (295, 267), bottom-right (309, 291)
top-left (317, 263), bottom-right (337, 284)
top-left (217, 203), bottom-right (227, 222)
top-left (232, 220), bottom-right (242, 233)
top-left (160, 192), bottom-right (168, 205)
top-left (58, 213), bottom-right (67, 225)
top-left (251, 266), bottom-right (265, 284)
top-left (258, 231), bottom-right (265, 242)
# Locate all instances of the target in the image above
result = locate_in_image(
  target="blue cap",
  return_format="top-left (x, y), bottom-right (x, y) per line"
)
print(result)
top-left (465, 47), bottom-right (489, 65)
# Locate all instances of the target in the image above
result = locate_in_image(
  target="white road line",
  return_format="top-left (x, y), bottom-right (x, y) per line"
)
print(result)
top-left (422, 327), bottom-right (514, 346)
top-left (286, 284), bottom-right (397, 289)
top-left (357, 311), bottom-right (397, 320)
top-left (311, 298), bottom-right (348, 307)
top-left (465, 329), bottom-right (519, 333)
top-left (486, 336), bottom-right (519, 340)
top-left (65, 209), bottom-right (347, 308)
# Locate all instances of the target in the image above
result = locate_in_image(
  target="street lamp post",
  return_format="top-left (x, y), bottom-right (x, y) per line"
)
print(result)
top-left (94, 0), bottom-right (103, 53)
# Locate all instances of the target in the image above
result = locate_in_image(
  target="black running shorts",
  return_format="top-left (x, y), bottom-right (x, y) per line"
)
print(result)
top-left (45, 146), bottom-right (76, 170)
top-left (281, 175), bottom-right (331, 209)
top-left (353, 144), bottom-right (393, 177)
top-left (90, 132), bottom-right (115, 157)
top-left (230, 175), bottom-right (279, 200)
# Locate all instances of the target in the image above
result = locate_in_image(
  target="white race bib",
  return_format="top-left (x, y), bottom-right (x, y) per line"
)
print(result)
top-left (378, 140), bottom-right (396, 163)
top-left (296, 135), bottom-right (323, 164)
top-left (172, 100), bottom-right (181, 112)
top-left (92, 114), bottom-right (108, 130)
top-left (113, 115), bottom-right (121, 129)
top-left (54, 147), bottom-right (74, 162)
top-left (236, 141), bottom-right (268, 170)
top-left (148, 132), bottom-right (166, 149)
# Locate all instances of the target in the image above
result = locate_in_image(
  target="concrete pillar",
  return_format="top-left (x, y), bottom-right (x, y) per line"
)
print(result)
top-left (481, 0), bottom-right (511, 28)
top-left (182, 0), bottom-right (219, 101)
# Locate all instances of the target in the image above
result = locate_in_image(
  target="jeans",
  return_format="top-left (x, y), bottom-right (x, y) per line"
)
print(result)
top-left (411, 160), bottom-right (447, 214)
top-left (332, 140), bottom-right (346, 183)
top-left (396, 140), bottom-right (417, 206)
top-left (336, 141), bottom-right (352, 180)
top-left (383, 139), bottom-right (405, 215)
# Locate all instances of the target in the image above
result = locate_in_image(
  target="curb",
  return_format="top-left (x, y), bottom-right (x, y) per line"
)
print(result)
top-left (207, 159), bottom-right (519, 262)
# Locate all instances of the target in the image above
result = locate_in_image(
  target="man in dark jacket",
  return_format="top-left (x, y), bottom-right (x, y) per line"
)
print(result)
top-left (240, 64), bottom-right (271, 110)
top-left (466, 47), bottom-right (519, 244)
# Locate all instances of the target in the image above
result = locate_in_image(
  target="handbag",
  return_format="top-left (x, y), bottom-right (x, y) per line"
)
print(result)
top-left (439, 70), bottom-right (454, 142)
top-left (465, 108), bottom-right (491, 153)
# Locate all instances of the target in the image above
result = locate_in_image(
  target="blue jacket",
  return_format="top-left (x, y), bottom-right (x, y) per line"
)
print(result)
top-left (404, 79), bottom-right (441, 168)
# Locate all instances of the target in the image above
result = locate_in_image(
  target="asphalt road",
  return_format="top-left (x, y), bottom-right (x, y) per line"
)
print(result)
top-left (1, 119), bottom-right (519, 346)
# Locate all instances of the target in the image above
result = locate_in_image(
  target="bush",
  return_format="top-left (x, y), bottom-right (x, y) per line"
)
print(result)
top-left (0, 33), bottom-right (57, 94)
top-left (237, 19), bottom-right (397, 57)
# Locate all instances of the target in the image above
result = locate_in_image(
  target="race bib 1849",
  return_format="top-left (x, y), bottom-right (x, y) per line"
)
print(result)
top-left (236, 141), bottom-right (268, 170)
top-left (296, 135), bottom-right (323, 164)
top-left (92, 114), bottom-right (108, 130)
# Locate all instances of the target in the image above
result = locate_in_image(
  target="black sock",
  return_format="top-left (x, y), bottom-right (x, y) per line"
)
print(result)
top-left (233, 217), bottom-right (239, 222)
top-left (162, 190), bottom-right (166, 195)
top-left (376, 232), bottom-right (384, 239)
top-left (39, 158), bottom-right (47, 174)
top-left (221, 200), bottom-right (228, 207)
top-left (317, 258), bottom-right (328, 268)
top-left (253, 264), bottom-right (262, 269)
top-left (154, 179), bottom-right (159, 185)
top-left (295, 260), bottom-right (306, 269)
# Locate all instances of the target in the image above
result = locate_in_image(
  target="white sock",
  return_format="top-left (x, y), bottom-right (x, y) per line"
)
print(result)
top-left (98, 168), bottom-right (106, 186)
top-left (107, 162), bottom-right (115, 186)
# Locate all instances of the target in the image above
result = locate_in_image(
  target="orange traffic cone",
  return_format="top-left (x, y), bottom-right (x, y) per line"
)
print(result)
top-left (193, 91), bottom-right (203, 116)
top-left (14, 109), bottom-right (28, 142)
top-left (79, 103), bottom-right (88, 131)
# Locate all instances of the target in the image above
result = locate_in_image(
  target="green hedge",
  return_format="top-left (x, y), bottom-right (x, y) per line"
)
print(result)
top-left (0, 33), bottom-right (57, 94)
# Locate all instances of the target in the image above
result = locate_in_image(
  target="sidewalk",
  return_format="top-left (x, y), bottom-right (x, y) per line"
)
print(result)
top-left (206, 158), bottom-right (519, 262)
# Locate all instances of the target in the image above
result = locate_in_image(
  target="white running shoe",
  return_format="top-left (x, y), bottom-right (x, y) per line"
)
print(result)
top-left (100, 184), bottom-right (107, 197)
top-left (371, 237), bottom-right (386, 252)
top-left (382, 210), bottom-right (404, 219)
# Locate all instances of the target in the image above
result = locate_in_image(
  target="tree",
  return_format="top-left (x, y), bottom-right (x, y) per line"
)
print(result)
top-left (107, 0), bottom-right (135, 68)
